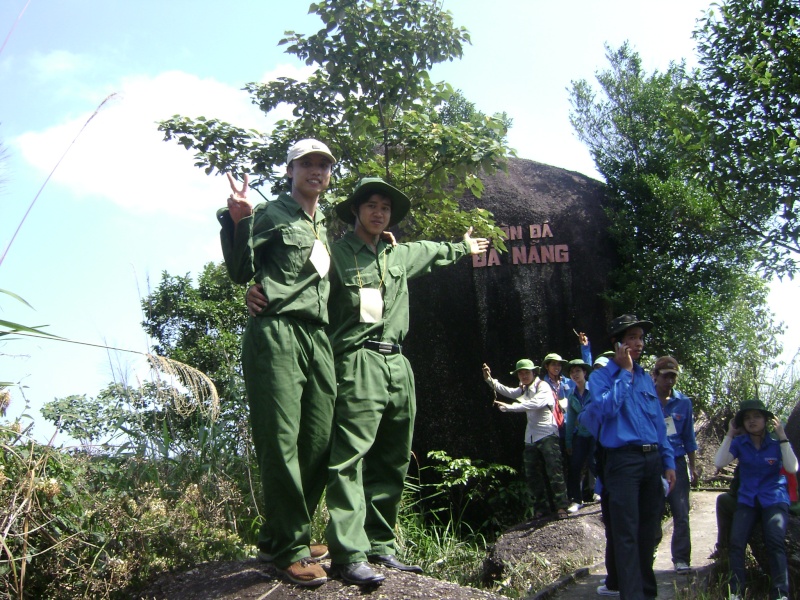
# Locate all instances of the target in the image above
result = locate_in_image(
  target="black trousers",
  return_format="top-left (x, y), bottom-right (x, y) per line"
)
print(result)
top-left (604, 447), bottom-right (665, 600)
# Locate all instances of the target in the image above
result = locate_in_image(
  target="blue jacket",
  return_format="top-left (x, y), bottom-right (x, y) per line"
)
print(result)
top-left (586, 360), bottom-right (675, 472)
top-left (660, 390), bottom-right (698, 459)
top-left (730, 434), bottom-right (789, 508)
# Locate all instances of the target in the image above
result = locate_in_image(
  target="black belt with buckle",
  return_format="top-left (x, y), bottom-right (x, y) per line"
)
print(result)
top-left (611, 443), bottom-right (658, 453)
top-left (363, 340), bottom-right (402, 355)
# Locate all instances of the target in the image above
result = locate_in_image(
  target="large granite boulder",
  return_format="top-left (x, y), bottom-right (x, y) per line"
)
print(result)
top-left (403, 158), bottom-right (615, 469)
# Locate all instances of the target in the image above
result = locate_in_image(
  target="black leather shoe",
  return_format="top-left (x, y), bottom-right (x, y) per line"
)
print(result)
top-left (332, 562), bottom-right (386, 585)
top-left (368, 554), bottom-right (423, 574)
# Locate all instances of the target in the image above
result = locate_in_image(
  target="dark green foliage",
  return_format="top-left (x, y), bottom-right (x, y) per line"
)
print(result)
top-left (141, 262), bottom-right (247, 399)
top-left (569, 43), bottom-right (783, 411)
top-left (672, 0), bottom-right (800, 276)
top-left (408, 450), bottom-right (526, 538)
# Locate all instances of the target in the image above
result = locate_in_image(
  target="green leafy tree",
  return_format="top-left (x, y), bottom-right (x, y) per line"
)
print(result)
top-left (141, 262), bottom-right (247, 398)
top-left (158, 0), bottom-right (510, 242)
top-left (671, 0), bottom-right (800, 276)
top-left (138, 262), bottom-right (251, 460)
top-left (569, 43), bottom-right (782, 407)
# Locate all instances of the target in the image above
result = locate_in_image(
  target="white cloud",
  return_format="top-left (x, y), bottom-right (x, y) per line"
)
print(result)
top-left (28, 50), bottom-right (93, 79)
top-left (769, 278), bottom-right (800, 362)
top-left (12, 70), bottom-right (298, 218)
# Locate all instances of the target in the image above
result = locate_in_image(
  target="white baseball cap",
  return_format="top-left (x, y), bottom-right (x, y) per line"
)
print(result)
top-left (286, 139), bottom-right (336, 165)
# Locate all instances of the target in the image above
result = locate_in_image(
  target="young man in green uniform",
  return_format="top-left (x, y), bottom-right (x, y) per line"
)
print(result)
top-left (219, 139), bottom-right (337, 587)
top-left (325, 178), bottom-right (488, 585)
top-left (247, 177), bottom-right (488, 586)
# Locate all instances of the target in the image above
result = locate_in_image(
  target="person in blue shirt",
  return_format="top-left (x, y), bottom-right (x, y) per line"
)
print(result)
top-left (651, 356), bottom-right (698, 573)
top-left (584, 314), bottom-right (676, 600)
top-left (565, 358), bottom-right (595, 508)
top-left (714, 399), bottom-right (798, 600)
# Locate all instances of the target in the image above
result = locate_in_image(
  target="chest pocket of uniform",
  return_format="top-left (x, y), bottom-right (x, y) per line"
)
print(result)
top-left (281, 228), bottom-right (310, 274)
top-left (384, 265), bottom-right (405, 305)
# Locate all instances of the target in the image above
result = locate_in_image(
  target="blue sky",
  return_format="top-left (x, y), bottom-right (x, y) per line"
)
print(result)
top-left (2, 0), bottom-right (797, 443)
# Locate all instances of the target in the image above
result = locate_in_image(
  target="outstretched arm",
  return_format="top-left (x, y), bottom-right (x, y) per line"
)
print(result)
top-left (463, 226), bottom-right (489, 255)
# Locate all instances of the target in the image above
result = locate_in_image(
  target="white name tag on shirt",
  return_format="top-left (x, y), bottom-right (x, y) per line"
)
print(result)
top-left (359, 288), bottom-right (383, 323)
top-left (665, 416), bottom-right (677, 437)
top-left (309, 239), bottom-right (330, 278)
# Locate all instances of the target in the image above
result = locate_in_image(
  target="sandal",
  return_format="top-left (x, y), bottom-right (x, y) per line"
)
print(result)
top-left (557, 509), bottom-right (569, 519)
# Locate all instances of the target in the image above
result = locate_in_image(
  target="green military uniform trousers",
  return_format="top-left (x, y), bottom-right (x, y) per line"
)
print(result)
top-left (241, 314), bottom-right (335, 568)
top-left (325, 347), bottom-right (416, 564)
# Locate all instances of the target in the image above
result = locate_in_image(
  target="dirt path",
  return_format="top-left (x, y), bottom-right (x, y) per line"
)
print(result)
top-left (539, 490), bottom-right (721, 600)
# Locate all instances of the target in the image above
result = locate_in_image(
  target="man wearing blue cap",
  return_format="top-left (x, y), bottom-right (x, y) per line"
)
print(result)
top-left (585, 314), bottom-right (676, 600)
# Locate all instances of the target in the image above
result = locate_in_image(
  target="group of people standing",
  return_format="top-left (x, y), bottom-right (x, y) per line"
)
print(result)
top-left (218, 137), bottom-right (797, 598)
top-left (220, 139), bottom-right (488, 587)
top-left (483, 315), bottom-right (797, 600)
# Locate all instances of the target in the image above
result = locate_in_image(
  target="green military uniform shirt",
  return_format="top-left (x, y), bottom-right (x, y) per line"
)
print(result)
top-left (217, 192), bottom-right (330, 325)
top-left (327, 232), bottom-right (470, 356)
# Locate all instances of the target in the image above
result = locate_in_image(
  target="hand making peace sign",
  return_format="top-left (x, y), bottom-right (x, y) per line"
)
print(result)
top-left (226, 172), bottom-right (252, 225)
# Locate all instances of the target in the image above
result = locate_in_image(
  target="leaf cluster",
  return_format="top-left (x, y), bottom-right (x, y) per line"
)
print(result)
top-left (141, 262), bottom-right (247, 400)
top-left (158, 0), bottom-right (511, 243)
top-left (569, 42), bottom-right (782, 407)
top-left (671, 0), bottom-right (800, 276)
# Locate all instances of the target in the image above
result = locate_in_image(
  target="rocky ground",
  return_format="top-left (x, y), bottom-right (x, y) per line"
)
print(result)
top-left (135, 491), bottom-right (723, 600)
top-left (135, 559), bottom-right (507, 600)
top-left (136, 422), bottom-right (731, 600)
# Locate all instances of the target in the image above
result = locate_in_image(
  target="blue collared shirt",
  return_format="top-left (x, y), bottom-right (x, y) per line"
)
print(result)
top-left (661, 390), bottom-right (698, 458)
top-left (730, 434), bottom-right (789, 508)
top-left (586, 360), bottom-right (675, 472)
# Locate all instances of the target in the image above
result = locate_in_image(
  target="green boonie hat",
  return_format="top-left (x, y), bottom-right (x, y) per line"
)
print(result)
top-left (510, 359), bottom-right (536, 374)
top-left (608, 314), bottom-right (654, 338)
top-left (567, 359), bottom-right (592, 375)
top-left (734, 399), bottom-right (775, 429)
top-left (335, 177), bottom-right (411, 227)
top-left (542, 353), bottom-right (568, 366)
